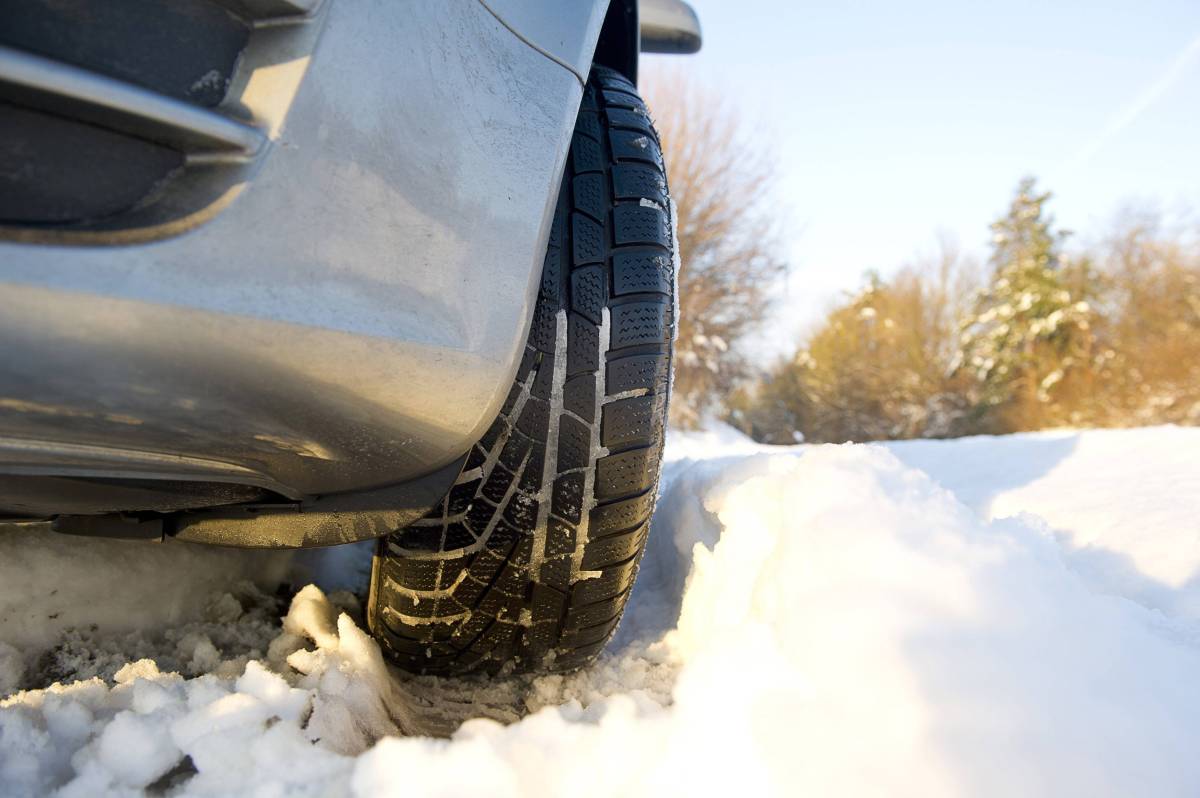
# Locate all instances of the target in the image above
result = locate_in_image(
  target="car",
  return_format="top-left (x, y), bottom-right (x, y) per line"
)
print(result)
top-left (0, 0), bottom-right (700, 676)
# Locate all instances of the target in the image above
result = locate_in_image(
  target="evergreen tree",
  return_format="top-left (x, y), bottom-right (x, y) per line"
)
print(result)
top-left (954, 178), bottom-right (1095, 428)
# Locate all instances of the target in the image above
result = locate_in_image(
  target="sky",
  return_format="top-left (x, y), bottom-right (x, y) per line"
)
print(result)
top-left (643, 0), bottom-right (1200, 358)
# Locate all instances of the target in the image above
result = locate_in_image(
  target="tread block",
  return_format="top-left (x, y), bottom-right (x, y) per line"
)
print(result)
top-left (563, 591), bottom-right (626, 632)
top-left (589, 490), bottom-right (656, 538)
top-left (541, 211), bottom-right (565, 301)
top-left (502, 491), bottom-right (538, 529)
top-left (570, 265), bottom-right (606, 323)
top-left (572, 173), bottom-right (606, 222)
top-left (465, 501), bottom-right (496, 537)
top-left (611, 302), bottom-right (669, 349)
top-left (529, 302), bottom-right (557, 353)
top-left (560, 616), bottom-right (621, 649)
top-left (531, 583), bottom-right (568, 625)
top-left (455, 568), bottom-right (503, 612)
top-left (574, 108), bottom-right (602, 141)
top-left (613, 250), bottom-right (672, 296)
top-left (613, 204), bottom-right (669, 247)
top-left (556, 413), bottom-right (591, 472)
top-left (562, 374), bottom-right (596, 423)
top-left (517, 448), bottom-right (545, 492)
top-left (444, 523), bottom-right (474, 550)
top-left (571, 212), bottom-right (605, 265)
top-left (595, 70), bottom-right (637, 92)
top-left (382, 555), bottom-right (440, 592)
top-left (602, 395), bottom-right (659, 450)
top-left (480, 465), bottom-right (516, 504)
top-left (595, 447), bottom-right (659, 501)
top-left (552, 640), bottom-right (608, 671)
top-left (395, 525), bottom-right (441, 552)
top-left (606, 107), bottom-right (655, 136)
top-left (601, 89), bottom-right (644, 111)
top-left (566, 313), bottom-right (600, 375)
top-left (571, 132), bottom-right (603, 173)
top-left (582, 524), bottom-right (648, 570)
top-left (539, 554), bottom-right (573, 591)
top-left (571, 557), bottom-right (640, 605)
top-left (446, 481), bottom-right (477, 515)
top-left (546, 516), bottom-right (577, 557)
top-left (480, 521), bottom-right (520, 553)
top-left (612, 163), bottom-right (667, 205)
top-left (606, 354), bottom-right (669, 396)
top-left (517, 396), bottom-right (550, 439)
top-left (469, 620), bottom-right (519, 655)
top-left (448, 571), bottom-right (489, 609)
top-left (552, 471), bottom-right (585, 523)
top-left (499, 433), bottom-right (532, 472)
top-left (610, 129), bottom-right (662, 167)
top-left (526, 583), bottom-right (568, 648)
top-left (532, 352), bottom-right (556, 399)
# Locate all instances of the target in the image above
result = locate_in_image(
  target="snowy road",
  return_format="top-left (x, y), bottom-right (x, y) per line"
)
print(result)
top-left (3, 426), bottom-right (1200, 796)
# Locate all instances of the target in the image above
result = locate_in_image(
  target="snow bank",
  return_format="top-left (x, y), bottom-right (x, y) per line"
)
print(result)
top-left (887, 425), bottom-right (1200, 620)
top-left (4, 427), bottom-right (1200, 796)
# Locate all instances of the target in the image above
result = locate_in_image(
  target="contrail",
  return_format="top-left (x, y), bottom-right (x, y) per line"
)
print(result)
top-left (1064, 31), bottom-right (1200, 171)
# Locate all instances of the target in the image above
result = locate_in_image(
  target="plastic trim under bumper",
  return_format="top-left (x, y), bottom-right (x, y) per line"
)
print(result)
top-left (52, 454), bottom-right (466, 548)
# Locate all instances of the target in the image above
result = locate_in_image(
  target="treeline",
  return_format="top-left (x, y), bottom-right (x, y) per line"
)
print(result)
top-left (728, 179), bottom-right (1200, 443)
top-left (644, 74), bottom-right (1198, 441)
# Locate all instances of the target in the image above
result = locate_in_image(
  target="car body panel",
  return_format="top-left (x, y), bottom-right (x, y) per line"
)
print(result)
top-left (0, 0), bottom-right (585, 502)
top-left (480, 0), bottom-right (608, 83)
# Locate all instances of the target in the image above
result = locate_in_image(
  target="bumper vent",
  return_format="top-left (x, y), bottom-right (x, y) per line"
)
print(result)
top-left (0, 0), bottom-right (321, 239)
top-left (0, 0), bottom-right (251, 107)
top-left (0, 102), bottom-right (184, 225)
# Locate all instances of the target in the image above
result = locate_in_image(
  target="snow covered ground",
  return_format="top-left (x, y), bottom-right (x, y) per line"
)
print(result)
top-left (3, 425), bottom-right (1200, 796)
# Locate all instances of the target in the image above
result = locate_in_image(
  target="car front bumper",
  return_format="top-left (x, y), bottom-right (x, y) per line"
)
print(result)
top-left (0, 0), bottom-right (585, 517)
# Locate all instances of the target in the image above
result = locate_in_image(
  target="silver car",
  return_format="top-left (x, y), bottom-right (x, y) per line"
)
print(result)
top-left (0, 0), bottom-right (699, 675)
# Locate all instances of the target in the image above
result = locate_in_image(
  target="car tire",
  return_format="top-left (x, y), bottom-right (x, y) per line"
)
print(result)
top-left (366, 66), bottom-right (675, 676)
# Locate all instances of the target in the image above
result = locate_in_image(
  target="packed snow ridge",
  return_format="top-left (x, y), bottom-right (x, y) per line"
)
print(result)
top-left (3, 425), bottom-right (1200, 796)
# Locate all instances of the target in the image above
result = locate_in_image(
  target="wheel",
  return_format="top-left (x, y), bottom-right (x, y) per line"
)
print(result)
top-left (366, 67), bottom-right (675, 676)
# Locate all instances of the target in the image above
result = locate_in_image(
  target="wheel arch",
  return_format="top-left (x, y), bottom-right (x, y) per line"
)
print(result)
top-left (592, 0), bottom-right (639, 84)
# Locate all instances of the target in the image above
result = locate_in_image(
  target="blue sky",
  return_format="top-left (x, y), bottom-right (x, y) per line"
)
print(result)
top-left (643, 0), bottom-right (1200, 357)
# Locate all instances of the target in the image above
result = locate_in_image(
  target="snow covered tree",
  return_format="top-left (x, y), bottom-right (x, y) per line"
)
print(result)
top-left (954, 178), bottom-right (1097, 429)
top-left (799, 266), bottom-right (972, 441)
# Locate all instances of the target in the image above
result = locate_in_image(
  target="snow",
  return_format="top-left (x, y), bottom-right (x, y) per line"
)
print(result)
top-left (886, 426), bottom-right (1200, 620)
top-left (3, 425), bottom-right (1200, 796)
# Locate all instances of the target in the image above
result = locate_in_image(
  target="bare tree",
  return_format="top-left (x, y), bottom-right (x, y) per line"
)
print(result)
top-left (641, 69), bottom-right (788, 427)
top-left (731, 239), bottom-right (979, 443)
top-left (1092, 210), bottom-right (1200, 424)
